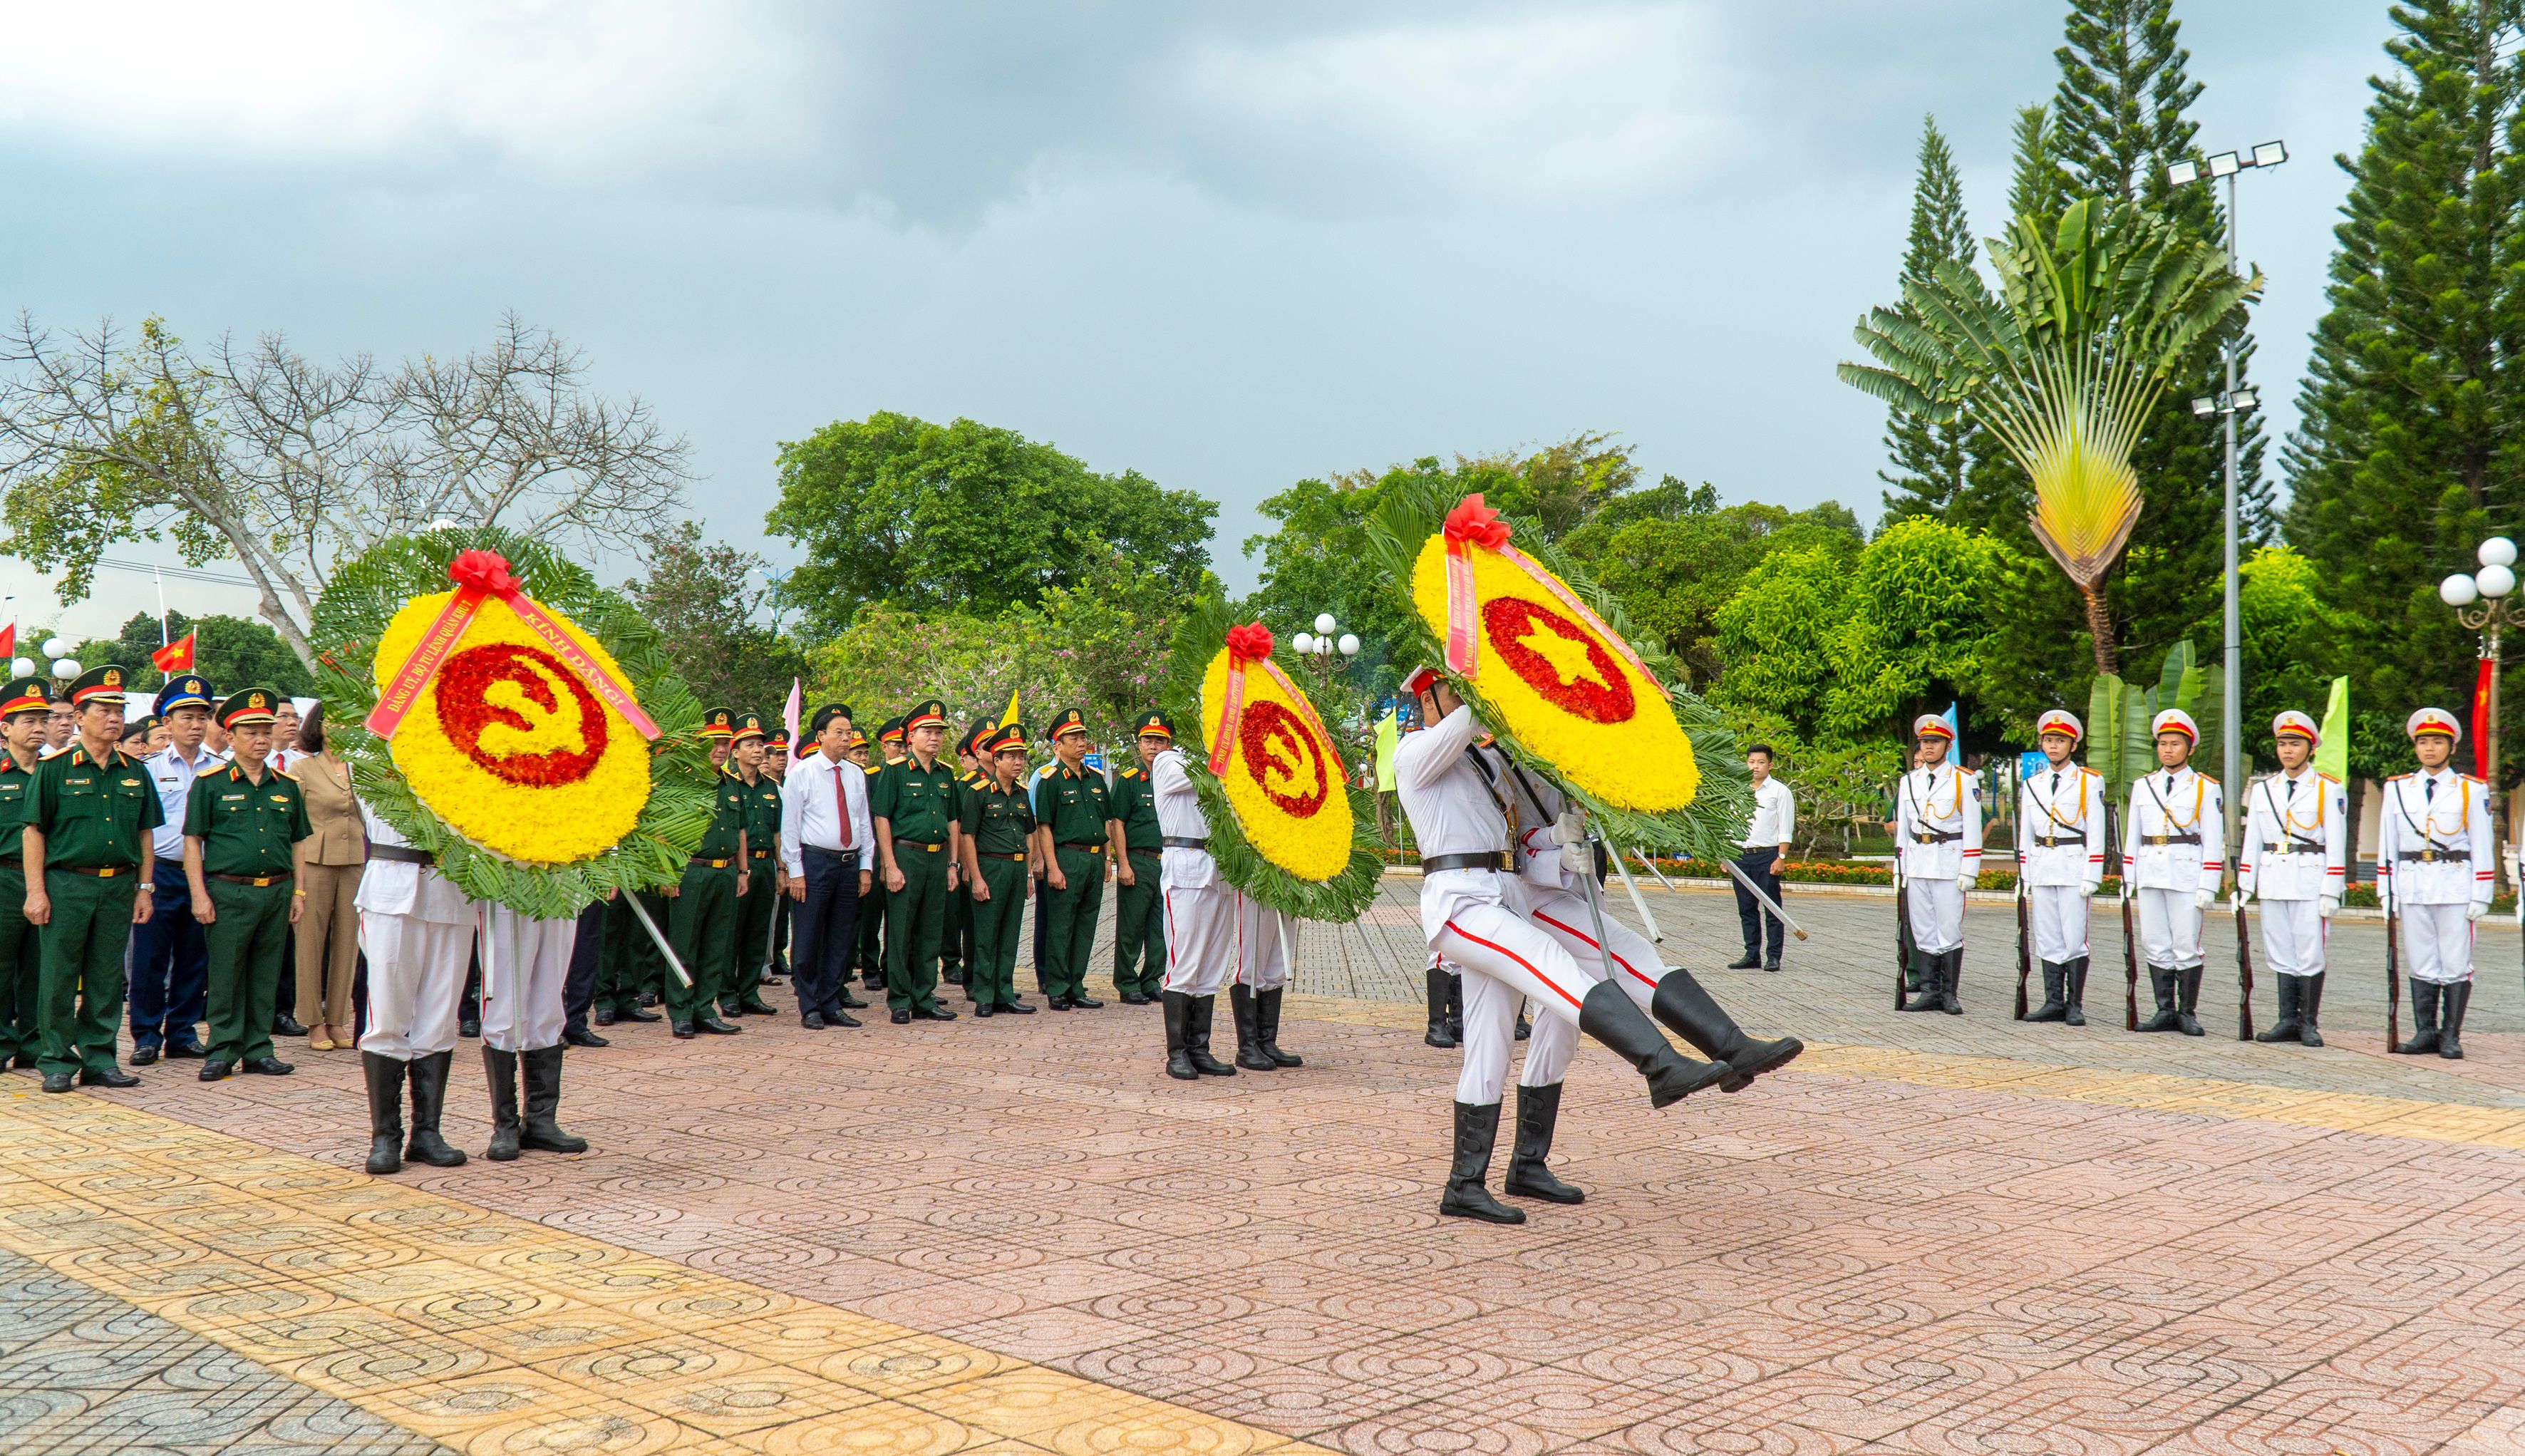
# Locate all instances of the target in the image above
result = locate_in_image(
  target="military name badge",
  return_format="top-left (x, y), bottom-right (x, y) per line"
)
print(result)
top-left (1410, 494), bottom-right (1698, 811)
top-left (1201, 623), bottom-right (1353, 881)
top-left (365, 550), bottom-right (660, 864)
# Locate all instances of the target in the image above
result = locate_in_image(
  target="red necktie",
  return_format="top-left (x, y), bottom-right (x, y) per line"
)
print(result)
top-left (834, 765), bottom-right (854, 847)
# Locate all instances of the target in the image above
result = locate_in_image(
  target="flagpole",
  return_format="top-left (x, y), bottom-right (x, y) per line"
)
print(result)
top-left (155, 568), bottom-right (168, 646)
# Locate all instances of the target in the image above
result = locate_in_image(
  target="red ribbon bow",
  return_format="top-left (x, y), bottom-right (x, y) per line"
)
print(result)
top-left (1443, 495), bottom-right (1512, 549)
top-left (448, 549), bottom-right (522, 598)
top-left (1224, 623), bottom-right (1276, 662)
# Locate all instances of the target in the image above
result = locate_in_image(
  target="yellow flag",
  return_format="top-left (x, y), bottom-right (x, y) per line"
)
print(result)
top-left (997, 688), bottom-right (1020, 728)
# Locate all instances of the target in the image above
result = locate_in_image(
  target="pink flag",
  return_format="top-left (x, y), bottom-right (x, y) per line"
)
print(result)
top-left (783, 676), bottom-right (802, 751)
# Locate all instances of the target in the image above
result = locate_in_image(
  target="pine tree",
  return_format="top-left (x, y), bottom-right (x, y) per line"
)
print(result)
top-left (2007, 105), bottom-right (2070, 227)
top-left (1878, 118), bottom-right (1985, 520)
top-left (2048, 0), bottom-right (2273, 666)
top-left (2286, 0), bottom-right (2525, 723)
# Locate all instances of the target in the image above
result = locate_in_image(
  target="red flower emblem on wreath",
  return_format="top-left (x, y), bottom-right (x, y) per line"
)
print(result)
top-left (433, 644), bottom-right (609, 787)
top-left (1239, 700), bottom-right (1328, 818)
top-left (1482, 597), bottom-right (1636, 725)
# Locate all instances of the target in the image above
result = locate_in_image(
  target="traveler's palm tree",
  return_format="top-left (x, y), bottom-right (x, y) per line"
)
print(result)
top-left (1840, 198), bottom-right (2260, 673)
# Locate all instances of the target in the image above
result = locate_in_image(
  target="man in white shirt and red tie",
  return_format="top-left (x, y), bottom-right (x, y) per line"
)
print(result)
top-left (2379, 706), bottom-right (2492, 1058)
top-left (1727, 744), bottom-right (1795, 973)
top-left (2236, 711), bottom-right (2347, 1048)
top-left (780, 703), bottom-right (877, 1031)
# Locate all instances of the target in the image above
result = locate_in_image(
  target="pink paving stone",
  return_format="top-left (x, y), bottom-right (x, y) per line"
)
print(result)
top-left (58, 964), bottom-right (2525, 1453)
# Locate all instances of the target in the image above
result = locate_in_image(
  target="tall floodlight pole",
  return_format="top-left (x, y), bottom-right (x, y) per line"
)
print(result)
top-left (2169, 138), bottom-right (2286, 864)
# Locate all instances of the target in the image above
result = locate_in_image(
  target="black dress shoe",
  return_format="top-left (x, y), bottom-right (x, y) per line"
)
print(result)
top-left (81, 1067), bottom-right (140, 1088)
top-left (200, 1060), bottom-right (234, 1081)
top-left (41, 1071), bottom-right (73, 1093)
top-left (737, 996), bottom-right (776, 1016)
top-left (592, 1008), bottom-right (616, 1027)
top-left (241, 1055), bottom-right (295, 1075)
top-left (912, 1004), bottom-right (957, 1021)
top-left (1070, 994), bottom-right (1103, 1009)
top-left (827, 1009), bottom-right (862, 1028)
top-left (890, 1009), bottom-right (911, 1025)
top-left (974, 1002), bottom-right (994, 1018)
top-left (130, 1043), bottom-right (160, 1066)
top-left (564, 1026), bottom-right (609, 1048)
top-left (839, 991), bottom-right (870, 1009)
top-left (273, 1014), bottom-right (309, 1037)
top-left (999, 999), bottom-right (1034, 1014)
top-left (1119, 991), bottom-right (1150, 1006)
top-left (696, 1016), bottom-right (742, 1035)
top-left (671, 1021), bottom-right (696, 1039)
top-left (458, 1020), bottom-right (481, 1038)
top-left (1726, 954), bottom-right (1761, 970)
top-left (802, 1011), bottom-right (827, 1030)
top-left (619, 1006), bottom-right (662, 1023)
top-left (162, 1041), bottom-right (206, 1060)
top-left (639, 991), bottom-right (659, 1007)
top-left (1046, 996), bottom-right (1072, 1011)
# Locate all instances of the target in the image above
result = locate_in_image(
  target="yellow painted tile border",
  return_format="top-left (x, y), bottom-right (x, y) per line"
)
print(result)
top-left (0, 1088), bottom-right (1331, 1456)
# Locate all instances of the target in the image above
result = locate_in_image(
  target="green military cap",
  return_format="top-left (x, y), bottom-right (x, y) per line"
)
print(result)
top-left (216, 687), bottom-right (283, 730)
top-left (1133, 710), bottom-right (1173, 741)
top-left (988, 722), bottom-right (1030, 755)
top-left (903, 699), bottom-right (947, 733)
top-left (701, 706), bottom-right (738, 740)
top-left (730, 712), bottom-right (765, 743)
top-left (878, 717), bottom-right (904, 745)
top-left (1048, 707), bottom-right (1089, 740)
top-left (66, 664), bottom-right (132, 708)
top-left (0, 676), bottom-right (53, 718)
top-left (959, 719), bottom-right (993, 757)
top-left (765, 725), bottom-right (792, 752)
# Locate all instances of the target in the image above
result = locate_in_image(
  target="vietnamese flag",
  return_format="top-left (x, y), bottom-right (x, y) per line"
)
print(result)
top-left (152, 632), bottom-right (195, 675)
top-left (2476, 654), bottom-right (2496, 779)
top-left (0, 624), bottom-right (14, 662)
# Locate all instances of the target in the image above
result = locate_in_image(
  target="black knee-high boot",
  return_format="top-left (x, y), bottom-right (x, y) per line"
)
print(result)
top-left (403, 1050), bottom-right (468, 1167)
top-left (1229, 984), bottom-right (1276, 1071)
top-left (521, 1046), bottom-right (587, 1152)
top-left (2028, 961), bottom-right (2067, 1022)
top-left (1578, 982), bottom-right (1729, 1107)
top-left (482, 1046), bottom-right (522, 1161)
top-left (1187, 996), bottom-right (1236, 1076)
top-left (362, 1053), bottom-right (406, 1175)
top-left (2064, 956), bottom-right (2090, 1026)
top-left (2297, 971), bottom-right (2324, 1047)
top-left (2393, 979), bottom-right (2441, 1055)
top-left (1439, 1101), bottom-right (1524, 1224)
top-left (1501, 1082), bottom-right (1584, 1204)
top-left (1423, 966), bottom-right (1457, 1048)
top-left (1255, 988), bottom-right (1301, 1067)
top-left (2254, 976), bottom-right (2303, 1043)
top-left (1940, 949), bottom-right (1963, 1015)
top-left (2440, 981), bottom-right (2471, 1060)
top-left (1161, 991), bottom-right (1198, 1080)
top-left (1901, 949), bottom-right (1943, 1012)
top-left (2176, 964), bottom-right (2204, 1036)
top-left (1648, 969), bottom-right (1802, 1093)
top-left (2136, 968), bottom-right (2181, 1032)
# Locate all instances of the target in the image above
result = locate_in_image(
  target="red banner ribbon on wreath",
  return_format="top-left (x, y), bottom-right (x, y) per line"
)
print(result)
top-left (1209, 623), bottom-right (1274, 775)
top-left (1439, 494), bottom-right (1662, 696)
top-left (363, 550), bottom-right (663, 742)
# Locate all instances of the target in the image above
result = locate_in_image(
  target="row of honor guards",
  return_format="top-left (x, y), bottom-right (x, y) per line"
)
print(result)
top-left (606, 697), bottom-right (1307, 1080)
top-left (1894, 703), bottom-right (2489, 1057)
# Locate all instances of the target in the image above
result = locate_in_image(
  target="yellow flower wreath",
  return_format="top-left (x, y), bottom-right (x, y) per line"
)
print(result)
top-left (1201, 648), bottom-right (1355, 882)
top-left (372, 589), bottom-right (653, 864)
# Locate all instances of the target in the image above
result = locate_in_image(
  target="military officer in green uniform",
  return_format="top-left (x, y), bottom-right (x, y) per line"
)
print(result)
top-left (872, 700), bottom-right (962, 1023)
top-left (184, 688), bottom-right (311, 1080)
top-left (724, 713), bottom-right (783, 1018)
top-left (1108, 711), bottom-right (1171, 1006)
top-left (941, 720), bottom-right (991, 993)
top-left (0, 677), bottom-right (56, 1069)
top-left (856, 717), bottom-right (901, 990)
top-left (667, 707), bottom-right (750, 1038)
top-left (1033, 708), bottom-right (1120, 1011)
top-left (960, 722), bottom-right (1038, 1017)
top-left (26, 665), bottom-right (159, 1093)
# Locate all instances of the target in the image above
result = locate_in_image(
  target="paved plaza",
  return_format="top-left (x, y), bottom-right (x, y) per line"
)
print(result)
top-left (4, 877), bottom-right (2524, 1453)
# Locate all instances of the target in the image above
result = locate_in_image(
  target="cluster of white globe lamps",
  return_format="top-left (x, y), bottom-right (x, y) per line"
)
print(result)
top-left (1289, 613), bottom-right (1360, 661)
top-left (9, 639), bottom-right (80, 683)
top-left (2441, 537), bottom-right (2521, 606)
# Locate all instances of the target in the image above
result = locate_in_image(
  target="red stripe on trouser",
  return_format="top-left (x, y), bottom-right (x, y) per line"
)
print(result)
top-left (1438, 921), bottom-right (1584, 1008)
top-left (1531, 909), bottom-right (1659, 989)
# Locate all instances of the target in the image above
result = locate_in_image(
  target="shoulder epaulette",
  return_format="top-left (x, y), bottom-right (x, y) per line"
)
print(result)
top-left (2318, 772), bottom-right (2341, 785)
top-left (2387, 773), bottom-right (2412, 782)
top-left (863, 763), bottom-right (883, 776)
top-left (1120, 768), bottom-right (1142, 780)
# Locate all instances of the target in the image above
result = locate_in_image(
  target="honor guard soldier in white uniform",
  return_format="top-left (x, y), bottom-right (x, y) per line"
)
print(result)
top-left (354, 807), bottom-right (475, 1173)
top-left (2017, 709), bottom-right (2105, 1025)
top-left (2379, 707), bottom-right (2492, 1058)
top-left (1894, 715), bottom-right (1980, 1014)
top-left (2237, 711), bottom-right (2347, 1048)
top-left (2125, 708), bottom-right (2223, 1036)
top-left (1395, 666), bottom-right (1742, 1226)
top-left (1150, 723), bottom-right (1238, 1080)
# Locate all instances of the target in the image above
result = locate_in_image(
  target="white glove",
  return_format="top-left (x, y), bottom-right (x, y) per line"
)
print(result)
top-left (2196, 887), bottom-right (2216, 910)
top-left (2318, 893), bottom-right (2338, 920)
top-left (2469, 902), bottom-right (2489, 922)
top-left (1956, 874), bottom-right (1976, 893)
top-left (2232, 889), bottom-right (2252, 907)
top-left (1550, 810), bottom-right (1587, 847)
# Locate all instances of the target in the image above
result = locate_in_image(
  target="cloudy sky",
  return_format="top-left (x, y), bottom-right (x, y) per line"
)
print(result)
top-left (1, 0), bottom-right (2390, 637)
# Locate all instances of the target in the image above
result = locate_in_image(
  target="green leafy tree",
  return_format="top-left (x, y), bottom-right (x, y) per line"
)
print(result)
top-left (766, 412), bottom-right (1214, 640)
top-left (1709, 543), bottom-right (1855, 743)
top-left (1823, 518), bottom-right (2023, 741)
top-left (1879, 117), bottom-right (1990, 522)
top-left (2008, 105), bottom-right (2072, 227)
top-left (70, 610), bottom-right (313, 698)
top-left (2286, 0), bottom-right (2525, 747)
top-left (1583, 487), bottom-right (1862, 687)
top-left (2236, 544), bottom-right (2350, 764)
top-left (624, 522), bottom-right (811, 718)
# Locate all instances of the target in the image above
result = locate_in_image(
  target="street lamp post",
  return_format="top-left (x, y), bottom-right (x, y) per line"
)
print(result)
top-left (2439, 538), bottom-right (2521, 892)
top-left (2169, 139), bottom-right (2286, 867)
top-left (1288, 612), bottom-right (1361, 692)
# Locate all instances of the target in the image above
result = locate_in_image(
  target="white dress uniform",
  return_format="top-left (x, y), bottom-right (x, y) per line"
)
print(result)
top-left (354, 805), bottom-right (475, 1059)
top-left (475, 904), bottom-right (575, 1053)
top-left (2237, 769), bottom-right (2347, 979)
top-left (2017, 758), bottom-right (2105, 964)
top-left (1894, 761), bottom-right (1981, 956)
top-left (1150, 746), bottom-right (1232, 998)
top-left (2377, 767), bottom-right (2494, 984)
top-left (2124, 765), bottom-right (2223, 969)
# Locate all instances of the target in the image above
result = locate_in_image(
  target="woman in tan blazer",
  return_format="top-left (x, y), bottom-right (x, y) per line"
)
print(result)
top-left (292, 704), bottom-right (367, 1049)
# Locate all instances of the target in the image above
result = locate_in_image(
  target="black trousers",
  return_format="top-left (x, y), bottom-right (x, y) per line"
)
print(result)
top-left (1733, 847), bottom-right (1786, 960)
top-left (564, 899), bottom-right (605, 1033)
top-left (795, 847), bottom-right (863, 1020)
